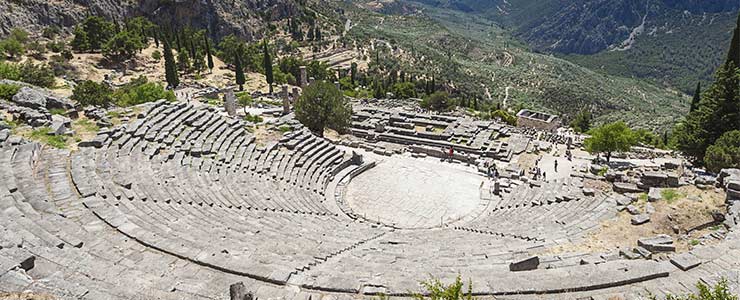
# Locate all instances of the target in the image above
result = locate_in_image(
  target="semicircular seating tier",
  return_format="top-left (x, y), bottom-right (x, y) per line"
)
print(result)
top-left (0, 100), bottom-right (738, 300)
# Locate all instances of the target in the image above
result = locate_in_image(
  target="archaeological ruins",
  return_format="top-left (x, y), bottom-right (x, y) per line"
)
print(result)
top-left (0, 90), bottom-right (739, 300)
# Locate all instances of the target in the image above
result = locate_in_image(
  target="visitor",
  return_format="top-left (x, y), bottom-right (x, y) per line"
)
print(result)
top-left (448, 146), bottom-right (454, 162)
top-left (554, 159), bottom-right (558, 172)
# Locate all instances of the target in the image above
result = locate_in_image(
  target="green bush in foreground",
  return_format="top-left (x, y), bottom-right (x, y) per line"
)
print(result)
top-left (412, 276), bottom-right (475, 300)
top-left (660, 278), bottom-right (738, 300)
top-left (0, 83), bottom-right (20, 100)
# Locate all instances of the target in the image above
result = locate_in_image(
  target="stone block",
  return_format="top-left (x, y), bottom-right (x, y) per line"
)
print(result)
top-left (638, 234), bottom-right (676, 252)
top-left (633, 246), bottom-right (652, 259)
top-left (670, 253), bottom-right (702, 271)
top-left (626, 205), bottom-right (641, 215)
top-left (614, 182), bottom-right (642, 194)
top-left (509, 256), bottom-right (539, 271)
top-left (582, 188), bottom-right (595, 196)
top-left (631, 214), bottom-right (650, 225)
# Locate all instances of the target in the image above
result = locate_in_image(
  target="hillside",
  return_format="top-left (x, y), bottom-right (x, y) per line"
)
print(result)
top-left (410, 0), bottom-right (740, 93)
top-left (343, 1), bottom-right (688, 129)
top-left (0, 0), bottom-right (303, 40)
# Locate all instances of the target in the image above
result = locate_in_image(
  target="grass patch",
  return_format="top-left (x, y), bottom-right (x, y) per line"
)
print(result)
top-left (689, 239), bottom-right (700, 246)
top-left (661, 189), bottom-right (683, 203)
top-left (638, 193), bottom-right (649, 202)
top-left (597, 166), bottom-right (609, 177)
top-left (244, 114), bottom-right (264, 123)
top-left (49, 108), bottom-right (66, 115)
top-left (28, 127), bottom-right (67, 149)
top-left (278, 125), bottom-right (292, 133)
top-left (73, 118), bottom-right (99, 133)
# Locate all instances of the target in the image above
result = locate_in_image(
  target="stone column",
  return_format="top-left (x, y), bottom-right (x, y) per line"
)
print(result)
top-left (299, 66), bottom-right (308, 87)
top-left (282, 85), bottom-right (290, 115)
top-left (224, 88), bottom-right (237, 117)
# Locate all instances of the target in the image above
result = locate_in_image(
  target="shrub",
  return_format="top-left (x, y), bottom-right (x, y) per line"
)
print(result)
top-left (244, 113), bottom-right (264, 123)
top-left (661, 278), bottom-right (738, 300)
top-left (412, 276), bottom-right (475, 300)
top-left (72, 80), bottom-right (113, 107)
top-left (490, 109), bottom-right (516, 125)
top-left (151, 50), bottom-right (161, 61)
top-left (113, 76), bottom-right (175, 107)
top-left (392, 82), bottom-right (417, 99)
top-left (0, 62), bottom-right (56, 88)
top-left (422, 92), bottom-right (454, 112)
top-left (704, 130), bottom-right (740, 173)
top-left (0, 83), bottom-right (20, 100)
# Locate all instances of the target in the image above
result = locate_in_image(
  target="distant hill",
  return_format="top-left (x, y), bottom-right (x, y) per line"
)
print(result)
top-left (411, 0), bottom-right (740, 93)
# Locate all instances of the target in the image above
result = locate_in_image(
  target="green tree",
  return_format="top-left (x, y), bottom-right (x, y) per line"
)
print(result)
top-left (350, 62), bottom-right (358, 86)
top-left (294, 80), bottom-right (352, 137)
top-left (163, 41), bottom-right (179, 89)
top-left (263, 41), bottom-right (274, 94)
top-left (103, 29), bottom-right (145, 62)
top-left (74, 16), bottom-right (115, 51)
top-left (235, 50), bottom-right (246, 91)
top-left (704, 130), bottom-right (740, 173)
top-left (422, 91), bottom-right (453, 112)
top-left (70, 25), bottom-right (90, 51)
top-left (72, 80), bottom-right (113, 106)
top-left (204, 34), bottom-right (214, 72)
top-left (570, 109), bottom-right (592, 133)
top-left (237, 92), bottom-right (253, 115)
top-left (727, 14), bottom-right (740, 68)
top-left (690, 82), bottom-right (702, 112)
top-left (392, 82), bottom-right (416, 99)
top-left (177, 49), bottom-right (191, 72)
top-left (584, 121), bottom-right (637, 162)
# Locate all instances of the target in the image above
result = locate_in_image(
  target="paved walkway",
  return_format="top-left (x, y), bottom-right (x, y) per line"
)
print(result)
top-left (345, 154), bottom-right (484, 228)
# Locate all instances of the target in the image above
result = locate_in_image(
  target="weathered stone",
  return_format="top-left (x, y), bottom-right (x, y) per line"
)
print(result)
top-left (614, 182), bottom-right (642, 194)
top-left (670, 253), bottom-right (702, 271)
top-left (582, 188), bottom-right (595, 196)
top-left (0, 129), bottom-right (9, 142)
top-left (633, 246), bottom-right (652, 259)
top-left (12, 87), bottom-right (46, 109)
top-left (619, 249), bottom-right (641, 260)
top-left (631, 214), bottom-right (650, 225)
top-left (648, 187), bottom-right (662, 202)
top-left (626, 205), bottom-right (641, 215)
top-left (638, 235), bottom-right (676, 252)
top-left (509, 256), bottom-right (539, 271)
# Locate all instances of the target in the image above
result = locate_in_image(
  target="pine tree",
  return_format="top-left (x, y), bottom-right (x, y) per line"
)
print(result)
top-left (690, 82), bottom-right (702, 112)
top-left (263, 41), bottom-right (274, 94)
top-left (204, 35), bottom-right (214, 73)
top-left (163, 40), bottom-right (179, 89)
top-left (235, 49), bottom-right (246, 91)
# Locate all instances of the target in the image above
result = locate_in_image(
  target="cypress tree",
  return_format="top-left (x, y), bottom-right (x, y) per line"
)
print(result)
top-left (189, 39), bottom-right (196, 59)
top-left (204, 35), bottom-right (214, 73)
top-left (154, 30), bottom-right (160, 48)
top-left (350, 62), bottom-right (357, 86)
top-left (315, 26), bottom-right (321, 41)
top-left (235, 49), bottom-right (246, 91)
top-left (690, 82), bottom-right (702, 112)
top-left (175, 31), bottom-right (182, 53)
top-left (727, 14), bottom-right (740, 68)
top-left (163, 40), bottom-right (179, 89)
top-left (263, 41), bottom-right (274, 94)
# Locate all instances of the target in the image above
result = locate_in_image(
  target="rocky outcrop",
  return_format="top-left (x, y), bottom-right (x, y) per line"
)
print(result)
top-left (1, 0), bottom-right (302, 42)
